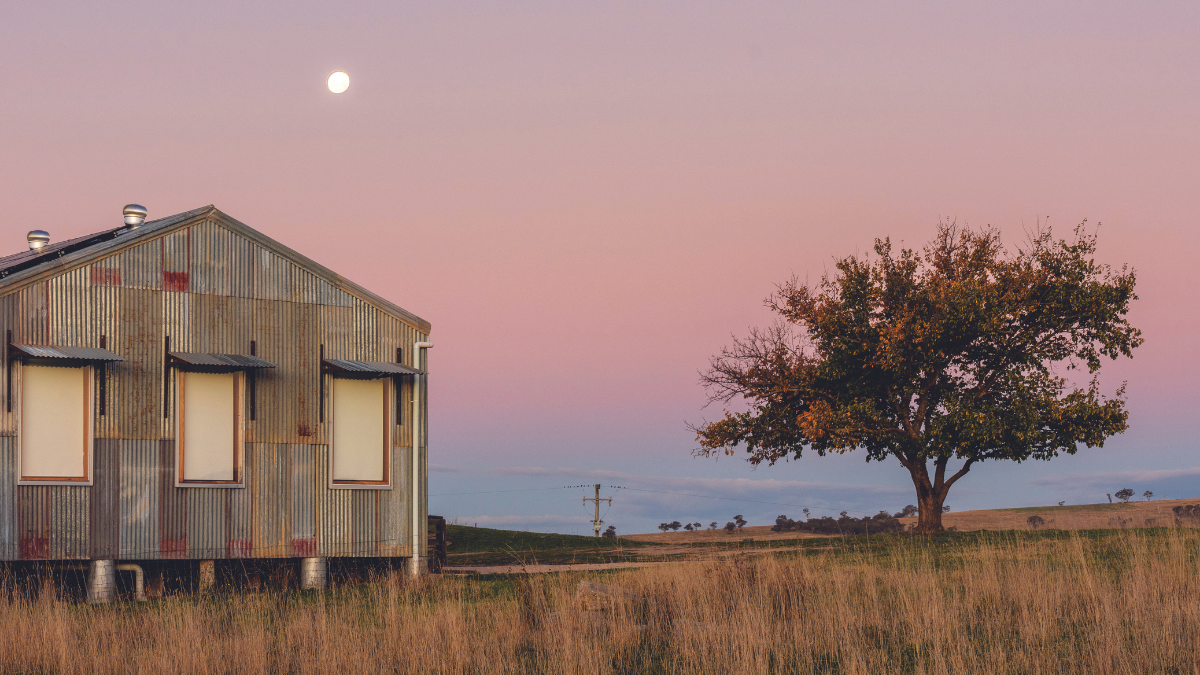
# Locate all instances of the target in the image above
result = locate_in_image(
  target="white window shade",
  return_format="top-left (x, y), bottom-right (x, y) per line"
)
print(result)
top-left (178, 371), bottom-right (240, 483)
top-left (332, 377), bottom-right (388, 484)
top-left (20, 364), bottom-right (90, 481)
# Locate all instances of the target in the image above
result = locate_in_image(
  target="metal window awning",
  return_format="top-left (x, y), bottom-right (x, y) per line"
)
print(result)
top-left (168, 352), bottom-right (276, 371)
top-left (8, 344), bottom-right (124, 365)
top-left (322, 359), bottom-right (423, 378)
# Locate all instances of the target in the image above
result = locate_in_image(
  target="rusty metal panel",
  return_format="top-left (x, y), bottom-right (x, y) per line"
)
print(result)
top-left (47, 265), bottom-right (91, 346)
top-left (48, 486), bottom-right (89, 559)
top-left (112, 289), bottom-right (164, 440)
top-left (0, 437), bottom-right (16, 560)
top-left (91, 280), bottom-right (120, 439)
top-left (353, 299), bottom-right (379, 361)
top-left (118, 239), bottom-right (162, 290)
top-left (18, 283), bottom-right (48, 345)
top-left (351, 490), bottom-right (376, 557)
top-left (90, 439), bottom-right (120, 559)
top-left (227, 444), bottom-right (253, 558)
top-left (228, 231), bottom-right (254, 299)
top-left (315, 443), bottom-right (352, 557)
top-left (251, 443), bottom-right (288, 557)
top-left (292, 266), bottom-right (320, 306)
top-left (377, 441), bottom-right (407, 557)
top-left (18, 486), bottom-right (48, 560)
top-left (290, 444), bottom-right (316, 557)
top-left (187, 488), bottom-right (226, 559)
top-left (190, 221), bottom-right (231, 296)
top-left (158, 440), bottom-right (187, 558)
top-left (120, 440), bottom-right (160, 560)
top-left (161, 229), bottom-right (190, 292)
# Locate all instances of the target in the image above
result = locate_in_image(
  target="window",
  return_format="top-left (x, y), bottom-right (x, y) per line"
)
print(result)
top-left (19, 364), bottom-right (93, 484)
top-left (330, 376), bottom-right (391, 486)
top-left (175, 370), bottom-right (243, 486)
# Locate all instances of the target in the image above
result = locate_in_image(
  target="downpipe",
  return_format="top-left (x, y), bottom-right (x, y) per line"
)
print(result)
top-left (411, 341), bottom-right (433, 576)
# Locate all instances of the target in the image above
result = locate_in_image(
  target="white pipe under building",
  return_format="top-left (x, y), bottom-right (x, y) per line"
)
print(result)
top-left (411, 341), bottom-right (433, 575)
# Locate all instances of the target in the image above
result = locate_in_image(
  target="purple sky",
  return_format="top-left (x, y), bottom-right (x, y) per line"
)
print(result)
top-left (3, 1), bottom-right (1198, 533)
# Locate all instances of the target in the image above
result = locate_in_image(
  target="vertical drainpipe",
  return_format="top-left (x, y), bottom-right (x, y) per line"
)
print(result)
top-left (411, 341), bottom-right (433, 576)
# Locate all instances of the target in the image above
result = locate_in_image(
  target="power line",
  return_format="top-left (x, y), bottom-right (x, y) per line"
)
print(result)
top-left (608, 486), bottom-right (877, 517)
top-left (430, 482), bottom-right (883, 518)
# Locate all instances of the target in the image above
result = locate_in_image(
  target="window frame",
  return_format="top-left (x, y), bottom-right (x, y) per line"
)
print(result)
top-left (16, 362), bottom-right (94, 486)
top-left (173, 369), bottom-right (246, 488)
top-left (328, 374), bottom-right (393, 490)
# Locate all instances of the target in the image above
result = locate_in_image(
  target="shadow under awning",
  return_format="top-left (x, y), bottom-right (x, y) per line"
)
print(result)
top-left (9, 344), bottom-right (124, 365)
top-left (322, 359), bottom-right (423, 378)
top-left (169, 352), bottom-right (276, 371)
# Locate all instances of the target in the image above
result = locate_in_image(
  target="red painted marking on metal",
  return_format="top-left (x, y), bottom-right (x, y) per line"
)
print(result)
top-left (90, 267), bottom-right (122, 286)
top-left (161, 538), bottom-right (187, 558)
top-left (227, 539), bottom-right (252, 558)
top-left (162, 271), bottom-right (189, 292)
top-left (290, 538), bottom-right (316, 557)
top-left (19, 538), bottom-right (48, 560)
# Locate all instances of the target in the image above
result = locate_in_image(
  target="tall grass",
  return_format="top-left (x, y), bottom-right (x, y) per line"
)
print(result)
top-left (0, 529), bottom-right (1197, 674)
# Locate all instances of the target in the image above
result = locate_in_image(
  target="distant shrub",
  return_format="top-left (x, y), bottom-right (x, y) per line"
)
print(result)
top-left (1027, 515), bottom-right (1045, 529)
top-left (602, 525), bottom-right (616, 538)
top-left (1115, 488), bottom-right (1134, 503)
top-left (734, 515), bottom-right (747, 532)
top-left (683, 523), bottom-right (694, 532)
top-left (894, 505), bottom-right (918, 518)
top-left (709, 522), bottom-right (718, 531)
top-left (724, 522), bottom-right (736, 534)
top-left (668, 521), bottom-right (682, 532)
top-left (1172, 504), bottom-right (1200, 526)
top-left (1144, 491), bottom-right (1154, 501)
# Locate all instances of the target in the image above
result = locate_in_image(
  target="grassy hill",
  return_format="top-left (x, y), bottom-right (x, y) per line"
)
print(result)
top-left (443, 524), bottom-right (648, 566)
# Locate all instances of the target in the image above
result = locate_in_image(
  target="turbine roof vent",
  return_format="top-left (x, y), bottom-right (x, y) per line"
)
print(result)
top-left (27, 230), bottom-right (49, 251)
top-left (123, 204), bottom-right (147, 228)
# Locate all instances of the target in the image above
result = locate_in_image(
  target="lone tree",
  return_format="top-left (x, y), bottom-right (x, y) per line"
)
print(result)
top-left (1115, 488), bottom-right (1134, 503)
top-left (693, 223), bottom-right (1141, 533)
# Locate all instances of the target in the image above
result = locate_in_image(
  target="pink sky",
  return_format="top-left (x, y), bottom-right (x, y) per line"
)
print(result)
top-left (2, 1), bottom-right (1197, 531)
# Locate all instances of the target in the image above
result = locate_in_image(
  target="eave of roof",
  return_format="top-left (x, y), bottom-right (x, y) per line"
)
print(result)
top-left (0, 206), bottom-right (431, 334)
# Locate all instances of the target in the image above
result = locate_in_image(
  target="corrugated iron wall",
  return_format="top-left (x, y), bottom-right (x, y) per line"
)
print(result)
top-left (0, 217), bottom-right (427, 560)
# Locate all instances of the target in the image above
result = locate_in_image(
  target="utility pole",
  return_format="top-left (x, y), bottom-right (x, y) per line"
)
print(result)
top-left (582, 484), bottom-right (612, 537)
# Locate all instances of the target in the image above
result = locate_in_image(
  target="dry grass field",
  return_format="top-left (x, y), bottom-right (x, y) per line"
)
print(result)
top-left (898, 497), bottom-right (1193, 532)
top-left (1, 528), bottom-right (1199, 673)
top-left (624, 498), bottom-right (1199, 544)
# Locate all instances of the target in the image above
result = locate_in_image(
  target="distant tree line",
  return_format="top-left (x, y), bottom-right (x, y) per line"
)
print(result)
top-left (771, 511), bottom-right (904, 535)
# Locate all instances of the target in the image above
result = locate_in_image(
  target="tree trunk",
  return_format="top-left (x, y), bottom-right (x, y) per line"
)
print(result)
top-left (914, 489), bottom-right (946, 533)
top-left (907, 460), bottom-right (948, 534)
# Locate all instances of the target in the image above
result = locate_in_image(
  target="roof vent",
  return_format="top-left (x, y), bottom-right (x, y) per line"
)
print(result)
top-left (27, 230), bottom-right (49, 251)
top-left (123, 204), bottom-right (147, 228)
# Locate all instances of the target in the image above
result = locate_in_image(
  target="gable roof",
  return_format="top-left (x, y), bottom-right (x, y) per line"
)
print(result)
top-left (0, 206), bottom-right (430, 334)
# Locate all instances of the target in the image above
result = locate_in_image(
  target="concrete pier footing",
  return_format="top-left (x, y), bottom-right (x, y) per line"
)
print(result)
top-left (197, 560), bottom-right (216, 592)
top-left (87, 560), bottom-right (116, 604)
top-left (300, 557), bottom-right (328, 590)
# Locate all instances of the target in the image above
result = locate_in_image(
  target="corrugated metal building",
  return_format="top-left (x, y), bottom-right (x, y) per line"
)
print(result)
top-left (0, 205), bottom-right (431, 582)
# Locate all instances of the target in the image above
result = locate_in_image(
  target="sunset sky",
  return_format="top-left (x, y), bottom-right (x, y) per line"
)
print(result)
top-left (2, 1), bottom-right (1197, 534)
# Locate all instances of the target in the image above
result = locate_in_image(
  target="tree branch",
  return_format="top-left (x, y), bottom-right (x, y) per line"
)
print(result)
top-left (944, 459), bottom-right (976, 489)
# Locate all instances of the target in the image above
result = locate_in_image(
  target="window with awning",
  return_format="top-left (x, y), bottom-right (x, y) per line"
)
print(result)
top-left (11, 344), bottom-right (122, 485)
top-left (324, 360), bottom-right (407, 487)
top-left (171, 352), bottom-right (274, 487)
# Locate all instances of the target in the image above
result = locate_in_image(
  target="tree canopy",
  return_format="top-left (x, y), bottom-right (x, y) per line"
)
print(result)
top-left (693, 223), bottom-right (1141, 532)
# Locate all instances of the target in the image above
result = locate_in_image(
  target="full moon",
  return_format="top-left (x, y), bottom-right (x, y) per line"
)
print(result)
top-left (327, 71), bottom-right (350, 94)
